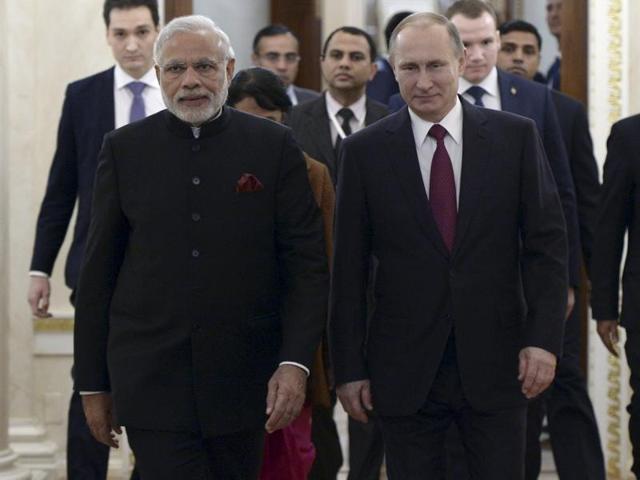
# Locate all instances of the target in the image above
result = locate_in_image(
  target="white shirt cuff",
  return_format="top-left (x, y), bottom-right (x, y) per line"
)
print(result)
top-left (79, 391), bottom-right (106, 395)
top-left (29, 271), bottom-right (49, 278)
top-left (279, 361), bottom-right (310, 376)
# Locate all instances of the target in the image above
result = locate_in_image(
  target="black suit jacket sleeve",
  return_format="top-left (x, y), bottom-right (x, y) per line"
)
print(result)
top-left (74, 135), bottom-right (128, 391)
top-left (542, 92), bottom-right (581, 287)
top-left (275, 131), bottom-right (329, 368)
top-left (568, 102), bottom-right (600, 272)
top-left (30, 86), bottom-right (79, 274)
top-left (520, 121), bottom-right (569, 353)
top-left (591, 122), bottom-right (633, 321)
top-left (328, 139), bottom-right (371, 384)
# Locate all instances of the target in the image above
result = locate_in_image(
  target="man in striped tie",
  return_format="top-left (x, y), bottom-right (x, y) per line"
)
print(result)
top-left (330, 11), bottom-right (568, 479)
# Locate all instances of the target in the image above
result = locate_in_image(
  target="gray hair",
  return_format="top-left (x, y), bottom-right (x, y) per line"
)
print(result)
top-left (154, 14), bottom-right (236, 65)
top-left (388, 12), bottom-right (464, 63)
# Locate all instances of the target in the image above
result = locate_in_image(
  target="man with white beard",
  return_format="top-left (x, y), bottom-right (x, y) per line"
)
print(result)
top-left (73, 15), bottom-right (328, 479)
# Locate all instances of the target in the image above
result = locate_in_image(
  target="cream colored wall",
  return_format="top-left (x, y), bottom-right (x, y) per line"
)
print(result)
top-left (4, 0), bottom-right (116, 473)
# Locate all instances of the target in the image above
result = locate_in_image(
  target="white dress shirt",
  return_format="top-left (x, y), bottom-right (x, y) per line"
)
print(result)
top-left (286, 84), bottom-right (298, 106)
top-left (409, 97), bottom-right (464, 204)
top-left (325, 91), bottom-right (367, 146)
top-left (458, 67), bottom-right (501, 111)
top-left (114, 64), bottom-right (165, 128)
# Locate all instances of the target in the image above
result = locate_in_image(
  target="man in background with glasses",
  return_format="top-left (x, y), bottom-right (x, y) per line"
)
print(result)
top-left (252, 24), bottom-right (319, 106)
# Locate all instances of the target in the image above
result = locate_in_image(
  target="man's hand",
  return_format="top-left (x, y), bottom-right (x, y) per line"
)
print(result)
top-left (566, 287), bottom-right (575, 319)
top-left (518, 346), bottom-right (557, 399)
top-left (265, 364), bottom-right (307, 433)
top-left (597, 319), bottom-right (619, 357)
top-left (27, 276), bottom-right (52, 318)
top-left (336, 379), bottom-right (373, 424)
top-left (82, 393), bottom-right (121, 448)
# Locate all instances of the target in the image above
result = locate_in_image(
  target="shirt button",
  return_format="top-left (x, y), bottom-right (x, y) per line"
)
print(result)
top-left (192, 249), bottom-right (200, 258)
top-left (192, 176), bottom-right (200, 185)
top-left (192, 213), bottom-right (201, 222)
top-left (192, 144), bottom-right (201, 152)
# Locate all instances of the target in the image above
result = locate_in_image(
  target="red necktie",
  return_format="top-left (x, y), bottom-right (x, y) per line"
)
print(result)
top-left (428, 124), bottom-right (456, 252)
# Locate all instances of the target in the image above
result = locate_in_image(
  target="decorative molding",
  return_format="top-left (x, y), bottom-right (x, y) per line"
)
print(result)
top-left (33, 316), bottom-right (73, 333)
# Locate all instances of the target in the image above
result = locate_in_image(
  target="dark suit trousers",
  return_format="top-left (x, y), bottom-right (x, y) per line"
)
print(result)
top-left (378, 337), bottom-right (526, 480)
top-left (525, 290), bottom-right (605, 480)
top-left (347, 415), bottom-right (384, 480)
top-left (68, 290), bottom-right (110, 480)
top-left (67, 390), bottom-right (110, 479)
top-left (308, 404), bottom-right (344, 480)
top-left (625, 329), bottom-right (640, 478)
top-left (127, 427), bottom-right (264, 479)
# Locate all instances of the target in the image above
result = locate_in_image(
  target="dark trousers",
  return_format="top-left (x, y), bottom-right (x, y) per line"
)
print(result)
top-left (347, 415), bottom-right (384, 480)
top-left (309, 404), bottom-right (343, 480)
top-left (626, 329), bottom-right (640, 478)
top-left (67, 390), bottom-right (110, 479)
top-left (378, 337), bottom-right (526, 480)
top-left (127, 427), bottom-right (264, 479)
top-left (525, 292), bottom-right (605, 480)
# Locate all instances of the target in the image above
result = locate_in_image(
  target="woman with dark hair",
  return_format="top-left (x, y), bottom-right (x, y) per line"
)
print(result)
top-left (227, 68), bottom-right (335, 480)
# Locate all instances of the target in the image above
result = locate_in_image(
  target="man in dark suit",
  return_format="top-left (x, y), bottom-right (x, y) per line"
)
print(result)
top-left (591, 115), bottom-right (640, 479)
top-left (75, 15), bottom-right (328, 479)
top-left (497, 19), bottom-right (604, 480)
top-left (331, 11), bottom-right (568, 479)
top-left (289, 25), bottom-right (388, 480)
top-left (289, 26), bottom-right (388, 185)
top-left (545, 0), bottom-right (563, 90)
top-left (27, 1), bottom-right (163, 478)
top-left (252, 24), bottom-right (319, 106)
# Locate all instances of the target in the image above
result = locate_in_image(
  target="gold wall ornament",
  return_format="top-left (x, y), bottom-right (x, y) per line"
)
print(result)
top-left (33, 316), bottom-right (74, 333)
top-left (606, 0), bottom-right (624, 477)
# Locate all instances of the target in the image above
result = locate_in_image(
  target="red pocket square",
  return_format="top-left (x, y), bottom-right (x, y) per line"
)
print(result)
top-left (236, 173), bottom-right (264, 193)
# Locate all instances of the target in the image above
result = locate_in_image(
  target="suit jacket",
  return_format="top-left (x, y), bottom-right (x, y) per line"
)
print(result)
top-left (330, 101), bottom-right (568, 415)
top-left (30, 68), bottom-right (116, 289)
top-left (294, 85), bottom-right (320, 105)
top-left (388, 72), bottom-right (581, 285)
top-left (591, 115), bottom-right (640, 327)
top-left (288, 94), bottom-right (389, 184)
top-left (74, 108), bottom-right (329, 436)
top-left (551, 90), bottom-right (600, 271)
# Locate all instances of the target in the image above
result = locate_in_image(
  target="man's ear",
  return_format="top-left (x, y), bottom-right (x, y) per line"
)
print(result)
top-left (226, 58), bottom-right (236, 80)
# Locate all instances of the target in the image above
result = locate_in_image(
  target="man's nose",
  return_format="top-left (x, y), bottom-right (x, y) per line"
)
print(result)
top-left (125, 36), bottom-right (138, 52)
top-left (181, 66), bottom-right (201, 88)
top-left (275, 57), bottom-right (288, 71)
top-left (467, 45), bottom-right (483, 61)
top-left (415, 69), bottom-right (432, 90)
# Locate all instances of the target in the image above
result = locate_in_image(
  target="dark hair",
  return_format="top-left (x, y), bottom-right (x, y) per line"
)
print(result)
top-left (445, 0), bottom-right (497, 27)
top-left (103, 0), bottom-right (159, 27)
top-left (252, 24), bottom-right (299, 54)
top-left (498, 19), bottom-right (542, 50)
top-left (322, 26), bottom-right (377, 62)
top-left (227, 68), bottom-right (293, 113)
top-left (384, 11), bottom-right (414, 49)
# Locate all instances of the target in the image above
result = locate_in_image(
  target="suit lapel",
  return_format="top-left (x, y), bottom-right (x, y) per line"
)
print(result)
top-left (451, 100), bottom-right (491, 257)
top-left (304, 96), bottom-right (336, 173)
top-left (364, 98), bottom-right (386, 126)
top-left (386, 108), bottom-right (450, 257)
top-left (101, 67), bottom-right (116, 133)
top-left (497, 70), bottom-right (520, 114)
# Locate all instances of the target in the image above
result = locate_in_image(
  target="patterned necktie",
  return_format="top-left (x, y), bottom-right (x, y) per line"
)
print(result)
top-left (465, 85), bottom-right (486, 107)
top-left (127, 81), bottom-right (146, 123)
top-left (428, 124), bottom-right (457, 252)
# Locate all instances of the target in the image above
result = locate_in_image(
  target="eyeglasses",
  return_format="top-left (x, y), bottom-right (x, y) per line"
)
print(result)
top-left (259, 52), bottom-right (300, 64)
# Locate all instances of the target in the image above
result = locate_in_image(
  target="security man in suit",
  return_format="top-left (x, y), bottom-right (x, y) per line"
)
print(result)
top-left (330, 12), bottom-right (568, 479)
top-left (591, 115), bottom-right (640, 480)
top-left (288, 25), bottom-right (388, 480)
top-left (252, 24), bottom-right (320, 106)
top-left (497, 18), bottom-right (604, 480)
top-left (27, 1), bottom-right (163, 478)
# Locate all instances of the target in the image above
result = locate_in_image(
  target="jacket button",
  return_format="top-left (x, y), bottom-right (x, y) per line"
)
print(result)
top-left (192, 213), bottom-right (201, 222)
top-left (192, 144), bottom-right (201, 152)
top-left (192, 249), bottom-right (200, 258)
top-left (192, 176), bottom-right (201, 185)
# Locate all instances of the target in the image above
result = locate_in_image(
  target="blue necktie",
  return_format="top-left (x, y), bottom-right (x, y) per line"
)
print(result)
top-left (127, 81), bottom-right (146, 123)
top-left (465, 85), bottom-right (486, 107)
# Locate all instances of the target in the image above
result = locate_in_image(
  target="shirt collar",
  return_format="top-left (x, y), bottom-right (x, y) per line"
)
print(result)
top-left (114, 64), bottom-right (160, 90)
top-left (286, 84), bottom-right (298, 103)
top-left (458, 66), bottom-right (499, 99)
top-left (325, 91), bottom-right (367, 124)
top-left (408, 96), bottom-right (463, 148)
